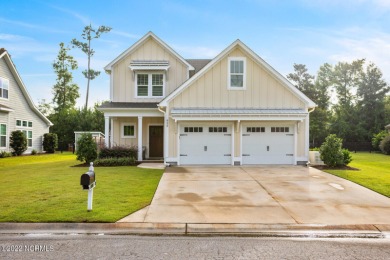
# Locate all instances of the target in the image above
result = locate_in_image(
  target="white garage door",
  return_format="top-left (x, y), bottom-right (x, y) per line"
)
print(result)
top-left (180, 125), bottom-right (232, 165)
top-left (242, 125), bottom-right (294, 164)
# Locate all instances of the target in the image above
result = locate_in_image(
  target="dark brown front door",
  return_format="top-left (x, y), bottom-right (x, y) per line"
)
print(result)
top-left (149, 126), bottom-right (163, 158)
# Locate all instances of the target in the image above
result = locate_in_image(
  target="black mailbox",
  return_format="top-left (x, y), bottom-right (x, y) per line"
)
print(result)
top-left (80, 171), bottom-right (96, 190)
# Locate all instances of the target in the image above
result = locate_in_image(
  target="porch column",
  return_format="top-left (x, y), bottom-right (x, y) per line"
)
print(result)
top-left (138, 116), bottom-right (143, 161)
top-left (104, 116), bottom-right (110, 147)
top-left (110, 118), bottom-right (114, 148)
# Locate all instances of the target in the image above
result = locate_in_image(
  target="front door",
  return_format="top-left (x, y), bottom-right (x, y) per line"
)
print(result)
top-left (149, 126), bottom-right (163, 158)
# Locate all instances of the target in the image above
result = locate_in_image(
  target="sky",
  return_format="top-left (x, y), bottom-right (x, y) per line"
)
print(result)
top-left (1, 0), bottom-right (390, 108)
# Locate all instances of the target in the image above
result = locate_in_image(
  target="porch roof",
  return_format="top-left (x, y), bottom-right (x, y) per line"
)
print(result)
top-left (99, 102), bottom-right (158, 109)
top-left (170, 108), bottom-right (308, 121)
top-left (171, 108), bottom-right (307, 115)
top-left (0, 104), bottom-right (13, 112)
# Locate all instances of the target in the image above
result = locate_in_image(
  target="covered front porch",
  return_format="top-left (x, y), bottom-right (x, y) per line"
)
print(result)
top-left (99, 102), bottom-right (164, 161)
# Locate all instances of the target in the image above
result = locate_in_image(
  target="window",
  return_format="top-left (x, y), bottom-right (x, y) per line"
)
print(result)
top-left (0, 77), bottom-right (9, 99)
top-left (247, 127), bottom-right (265, 133)
top-left (271, 127), bottom-right (290, 133)
top-left (136, 73), bottom-right (164, 98)
top-left (16, 120), bottom-right (32, 128)
top-left (228, 57), bottom-right (246, 89)
top-left (22, 130), bottom-right (32, 147)
top-left (184, 127), bottom-right (203, 133)
top-left (209, 127), bottom-right (227, 133)
top-left (0, 124), bottom-right (6, 147)
top-left (122, 124), bottom-right (135, 138)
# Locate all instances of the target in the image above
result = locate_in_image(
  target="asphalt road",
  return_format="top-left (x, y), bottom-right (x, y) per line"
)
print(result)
top-left (1, 235), bottom-right (389, 259)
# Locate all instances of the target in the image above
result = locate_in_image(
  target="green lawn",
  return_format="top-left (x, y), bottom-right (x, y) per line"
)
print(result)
top-left (0, 153), bottom-right (164, 222)
top-left (324, 152), bottom-right (390, 197)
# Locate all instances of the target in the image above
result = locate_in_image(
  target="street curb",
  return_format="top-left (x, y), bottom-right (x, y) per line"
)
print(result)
top-left (0, 223), bottom-right (389, 238)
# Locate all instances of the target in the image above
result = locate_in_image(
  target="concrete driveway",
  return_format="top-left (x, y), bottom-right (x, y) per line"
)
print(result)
top-left (119, 166), bottom-right (390, 225)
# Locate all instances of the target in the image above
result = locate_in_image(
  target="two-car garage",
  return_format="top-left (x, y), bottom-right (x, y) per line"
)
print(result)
top-left (179, 123), bottom-right (295, 165)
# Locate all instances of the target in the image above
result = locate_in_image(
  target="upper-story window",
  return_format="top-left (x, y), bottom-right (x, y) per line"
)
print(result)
top-left (136, 73), bottom-right (164, 98)
top-left (228, 57), bottom-right (246, 90)
top-left (0, 77), bottom-right (9, 99)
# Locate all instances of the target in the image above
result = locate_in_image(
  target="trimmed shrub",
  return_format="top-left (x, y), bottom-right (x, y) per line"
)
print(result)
top-left (99, 145), bottom-right (137, 159)
top-left (0, 151), bottom-right (12, 158)
top-left (319, 134), bottom-right (344, 167)
top-left (43, 133), bottom-right (58, 153)
top-left (341, 148), bottom-right (352, 165)
top-left (372, 130), bottom-right (388, 151)
top-left (379, 135), bottom-right (390, 155)
top-left (10, 130), bottom-right (27, 156)
top-left (31, 149), bottom-right (38, 155)
top-left (76, 133), bottom-right (97, 163)
top-left (94, 157), bottom-right (137, 167)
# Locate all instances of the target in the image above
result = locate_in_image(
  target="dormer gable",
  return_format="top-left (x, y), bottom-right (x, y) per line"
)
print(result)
top-left (106, 32), bottom-right (195, 102)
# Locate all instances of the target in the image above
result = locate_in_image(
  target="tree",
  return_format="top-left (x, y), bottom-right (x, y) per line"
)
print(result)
top-left (356, 63), bottom-right (390, 140)
top-left (287, 64), bottom-right (330, 146)
top-left (52, 43), bottom-right (80, 112)
top-left (37, 99), bottom-right (53, 117)
top-left (48, 103), bottom-right (105, 151)
top-left (71, 24), bottom-right (111, 109)
top-left (328, 60), bottom-right (365, 142)
top-left (10, 131), bottom-right (27, 156)
top-left (76, 133), bottom-right (97, 163)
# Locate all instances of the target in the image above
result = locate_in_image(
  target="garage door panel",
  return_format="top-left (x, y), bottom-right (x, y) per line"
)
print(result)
top-left (242, 125), bottom-right (294, 165)
top-left (180, 125), bottom-right (232, 165)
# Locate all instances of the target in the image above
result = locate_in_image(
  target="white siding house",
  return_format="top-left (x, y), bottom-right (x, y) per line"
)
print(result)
top-left (99, 32), bottom-right (316, 165)
top-left (0, 49), bottom-right (52, 154)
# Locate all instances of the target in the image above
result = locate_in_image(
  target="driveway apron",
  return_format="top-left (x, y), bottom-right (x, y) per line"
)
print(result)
top-left (119, 166), bottom-right (390, 224)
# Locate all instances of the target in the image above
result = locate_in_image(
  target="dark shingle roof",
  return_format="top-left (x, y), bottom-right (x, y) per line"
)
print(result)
top-left (186, 59), bottom-right (212, 77)
top-left (0, 48), bottom-right (5, 56)
top-left (99, 102), bottom-right (158, 109)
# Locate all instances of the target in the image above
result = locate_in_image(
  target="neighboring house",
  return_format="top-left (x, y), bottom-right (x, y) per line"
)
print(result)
top-left (99, 32), bottom-right (316, 165)
top-left (0, 48), bottom-right (52, 154)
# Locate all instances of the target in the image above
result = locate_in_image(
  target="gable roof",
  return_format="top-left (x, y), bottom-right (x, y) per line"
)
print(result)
top-left (159, 40), bottom-right (316, 108)
top-left (104, 31), bottom-right (195, 72)
top-left (0, 49), bottom-right (53, 126)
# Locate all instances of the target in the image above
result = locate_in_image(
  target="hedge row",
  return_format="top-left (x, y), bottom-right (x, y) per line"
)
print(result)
top-left (99, 145), bottom-right (137, 159)
top-left (94, 157), bottom-right (137, 166)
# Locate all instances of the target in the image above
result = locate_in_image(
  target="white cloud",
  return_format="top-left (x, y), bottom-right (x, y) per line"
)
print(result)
top-left (49, 5), bottom-right (90, 25)
top-left (111, 30), bottom-right (140, 40)
top-left (0, 17), bottom-right (69, 33)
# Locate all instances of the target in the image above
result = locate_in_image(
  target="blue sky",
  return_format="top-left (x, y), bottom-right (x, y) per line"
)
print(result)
top-left (1, 0), bottom-right (390, 108)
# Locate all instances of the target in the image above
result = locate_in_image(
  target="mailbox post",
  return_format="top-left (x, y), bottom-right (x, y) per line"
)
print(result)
top-left (80, 162), bottom-right (96, 211)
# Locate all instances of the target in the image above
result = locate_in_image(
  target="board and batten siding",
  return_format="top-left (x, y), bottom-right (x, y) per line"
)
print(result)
top-left (170, 47), bottom-right (305, 109)
top-left (111, 117), bottom-right (163, 155)
top-left (167, 46), bottom-right (308, 160)
top-left (111, 38), bottom-right (189, 103)
top-left (0, 57), bottom-right (49, 153)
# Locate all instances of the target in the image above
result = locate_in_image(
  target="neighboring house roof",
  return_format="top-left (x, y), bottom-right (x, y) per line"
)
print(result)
top-left (0, 49), bottom-right (53, 126)
top-left (99, 102), bottom-right (158, 109)
top-left (159, 40), bottom-right (317, 108)
top-left (104, 31), bottom-right (195, 72)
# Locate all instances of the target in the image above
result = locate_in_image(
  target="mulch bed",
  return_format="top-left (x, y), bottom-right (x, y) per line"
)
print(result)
top-left (311, 165), bottom-right (360, 171)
